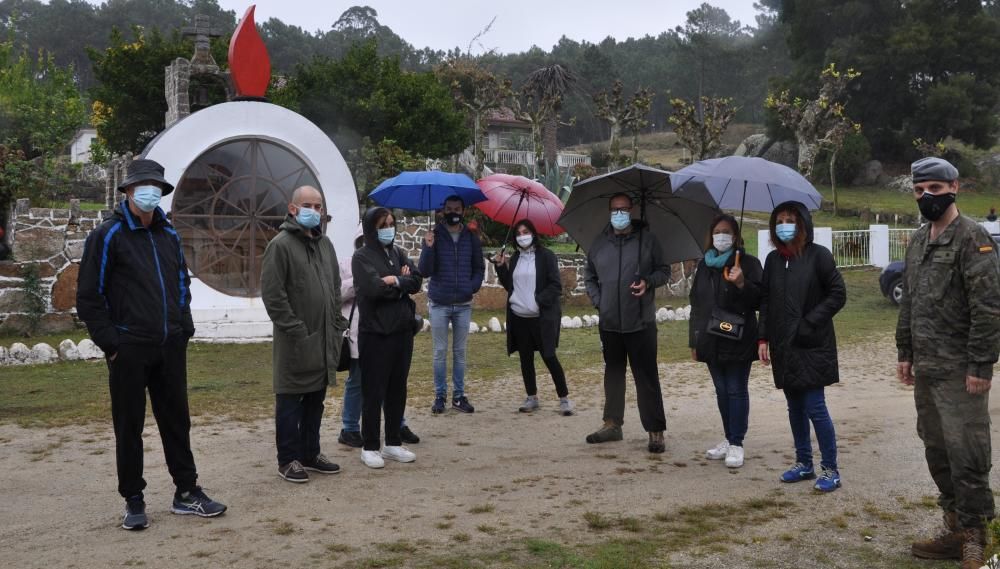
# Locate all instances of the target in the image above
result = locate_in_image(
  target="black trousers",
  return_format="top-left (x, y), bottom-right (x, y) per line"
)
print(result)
top-left (509, 313), bottom-right (568, 397)
top-left (359, 331), bottom-right (412, 451)
top-left (108, 338), bottom-right (197, 499)
top-left (275, 387), bottom-right (326, 466)
top-left (599, 326), bottom-right (667, 432)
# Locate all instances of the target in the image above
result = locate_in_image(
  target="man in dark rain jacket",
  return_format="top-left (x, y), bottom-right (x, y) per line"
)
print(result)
top-left (77, 159), bottom-right (227, 531)
top-left (261, 185), bottom-right (348, 484)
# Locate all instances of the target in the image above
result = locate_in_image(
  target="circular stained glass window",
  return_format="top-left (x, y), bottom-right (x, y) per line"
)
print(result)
top-left (171, 138), bottom-right (322, 297)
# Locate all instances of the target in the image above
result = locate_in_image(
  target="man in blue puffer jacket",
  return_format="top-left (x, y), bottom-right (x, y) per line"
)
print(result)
top-left (418, 195), bottom-right (485, 414)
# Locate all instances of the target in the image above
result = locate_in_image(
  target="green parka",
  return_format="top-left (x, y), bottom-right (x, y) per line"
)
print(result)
top-left (261, 215), bottom-right (349, 394)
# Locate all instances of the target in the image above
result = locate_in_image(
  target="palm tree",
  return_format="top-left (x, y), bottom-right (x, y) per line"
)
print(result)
top-left (522, 64), bottom-right (576, 169)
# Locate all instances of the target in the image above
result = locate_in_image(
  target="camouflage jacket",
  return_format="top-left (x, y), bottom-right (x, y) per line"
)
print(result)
top-left (896, 214), bottom-right (1000, 380)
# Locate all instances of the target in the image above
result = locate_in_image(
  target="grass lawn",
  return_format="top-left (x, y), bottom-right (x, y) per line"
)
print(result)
top-left (37, 200), bottom-right (106, 211)
top-left (0, 269), bottom-right (894, 428)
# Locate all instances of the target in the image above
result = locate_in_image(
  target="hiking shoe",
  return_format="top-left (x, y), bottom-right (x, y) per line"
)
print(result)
top-left (648, 431), bottom-right (666, 454)
top-left (338, 429), bottom-right (363, 448)
top-left (431, 397), bottom-right (446, 414)
top-left (585, 423), bottom-right (623, 444)
top-left (813, 467), bottom-right (841, 492)
top-left (518, 396), bottom-right (539, 413)
top-left (361, 449), bottom-right (385, 469)
top-left (400, 425), bottom-right (420, 444)
top-left (171, 488), bottom-right (227, 517)
top-left (725, 445), bottom-right (745, 468)
top-left (705, 441), bottom-right (729, 460)
top-left (559, 397), bottom-right (575, 416)
top-left (779, 462), bottom-right (816, 483)
top-left (452, 396), bottom-right (475, 413)
top-left (911, 512), bottom-right (962, 560)
top-left (302, 453), bottom-right (341, 475)
top-left (278, 460), bottom-right (309, 483)
top-left (121, 497), bottom-right (148, 531)
top-left (381, 445), bottom-right (416, 463)
top-left (960, 527), bottom-right (986, 569)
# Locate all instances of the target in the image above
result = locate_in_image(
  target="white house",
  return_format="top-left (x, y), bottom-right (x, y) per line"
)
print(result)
top-left (68, 128), bottom-right (97, 164)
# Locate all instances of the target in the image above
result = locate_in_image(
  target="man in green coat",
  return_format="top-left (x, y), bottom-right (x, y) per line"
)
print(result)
top-left (897, 157), bottom-right (999, 569)
top-left (261, 185), bottom-right (349, 483)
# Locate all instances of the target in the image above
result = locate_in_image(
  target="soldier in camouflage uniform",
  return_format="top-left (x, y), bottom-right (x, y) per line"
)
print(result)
top-left (896, 157), bottom-right (999, 569)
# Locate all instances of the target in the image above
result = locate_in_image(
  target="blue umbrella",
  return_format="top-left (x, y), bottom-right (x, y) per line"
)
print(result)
top-left (369, 171), bottom-right (486, 212)
top-left (670, 157), bottom-right (822, 218)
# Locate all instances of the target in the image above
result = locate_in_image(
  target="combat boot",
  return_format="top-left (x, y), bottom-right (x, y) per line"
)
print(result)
top-left (911, 512), bottom-right (962, 560)
top-left (959, 526), bottom-right (987, 569)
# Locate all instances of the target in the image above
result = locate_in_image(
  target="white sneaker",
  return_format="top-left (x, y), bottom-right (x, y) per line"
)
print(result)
top-left (381, 445), bottom-right (416, 463)
top-left (725, 445), bottom-right (745, 468)
top-left (706, 441), bottom-right (729, 460)
top-left (361, 450), bottom-right (384, 469)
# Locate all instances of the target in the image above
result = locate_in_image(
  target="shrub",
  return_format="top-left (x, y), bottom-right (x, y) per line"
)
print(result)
top-left (814, 131), bottom-right (871, 184)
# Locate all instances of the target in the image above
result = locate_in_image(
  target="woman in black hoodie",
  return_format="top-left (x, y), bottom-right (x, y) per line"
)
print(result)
top-left (352, 207), bottom-right (423, 469)
top-left (758, 201), bottom-right (846, 493)
top-left (689, 213), bottom-right (762, 469)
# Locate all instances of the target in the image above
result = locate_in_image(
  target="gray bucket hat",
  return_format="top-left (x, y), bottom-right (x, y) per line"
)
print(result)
top-left (117, 159), bottom-right (174, 195)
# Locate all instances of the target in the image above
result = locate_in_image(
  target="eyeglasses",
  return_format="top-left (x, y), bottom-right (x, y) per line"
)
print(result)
top-left (610, 208), bottom-right (632, 214)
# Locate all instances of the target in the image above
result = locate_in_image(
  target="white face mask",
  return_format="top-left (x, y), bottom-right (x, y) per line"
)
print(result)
top-left (712, 233), bottom-right (734, 252)
top-left (515, 234), bottom-right (533, 249)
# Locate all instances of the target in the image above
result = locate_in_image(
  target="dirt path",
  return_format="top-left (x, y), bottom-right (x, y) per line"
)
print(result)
top-left (1, 335), bottom-right (997, 568)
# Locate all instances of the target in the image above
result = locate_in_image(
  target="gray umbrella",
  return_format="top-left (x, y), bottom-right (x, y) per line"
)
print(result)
top-left (558, 163), bottom-right (720, 264)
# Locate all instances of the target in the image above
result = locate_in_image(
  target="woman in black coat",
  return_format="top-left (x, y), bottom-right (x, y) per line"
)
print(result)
top-left (758, 200), bottom-right (847, 493)
top-left (494, 219), bottom-right (573, 416)
top-left (689, 214), bottom-right (762, 469)
top-left (352, 207), bottom-right (423, 470)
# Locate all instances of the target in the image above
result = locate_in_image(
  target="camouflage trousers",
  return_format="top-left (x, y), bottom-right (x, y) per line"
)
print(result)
top-left (914, 375), bottom-right (995, 529)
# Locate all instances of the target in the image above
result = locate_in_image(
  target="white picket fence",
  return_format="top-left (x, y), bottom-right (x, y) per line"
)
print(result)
top-left (758, 225), bottom-right (915, 268)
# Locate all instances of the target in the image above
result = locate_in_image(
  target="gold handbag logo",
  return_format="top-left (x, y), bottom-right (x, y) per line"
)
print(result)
top-left (719, 322), bottom-right (734, 332)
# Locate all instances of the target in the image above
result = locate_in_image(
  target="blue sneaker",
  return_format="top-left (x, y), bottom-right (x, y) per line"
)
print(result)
top-left (171, 487), bottom-right (227, 518)
top-left (121, 496), bottom-right (148, 530)
top-left (813, 467), bottom-right (842, 492)
top-left (431, 397), bottom-right (446, 414)
top-left (779, 462), bottom-right (816, 483)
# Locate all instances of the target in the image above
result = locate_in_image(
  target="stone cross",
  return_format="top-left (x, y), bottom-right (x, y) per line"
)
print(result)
top-left (182, 14), bottom-right (222, 67)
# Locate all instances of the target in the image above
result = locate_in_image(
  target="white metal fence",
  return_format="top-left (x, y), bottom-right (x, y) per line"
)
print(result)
top-left (831, 230), bottom-right (871, 268)
top-left (888, 228), bottom-right (916, 262)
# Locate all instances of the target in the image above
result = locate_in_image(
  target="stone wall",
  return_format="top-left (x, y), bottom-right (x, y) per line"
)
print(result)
top-left (0, 199), bottom-right (103, 335)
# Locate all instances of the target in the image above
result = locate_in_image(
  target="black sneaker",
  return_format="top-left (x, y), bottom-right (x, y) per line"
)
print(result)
top-left (338, 430), bottom-right (363, 448)
top-left (400, 425), bottom-right (420, 444)
top-left (452, 396), bottom-right (475, 413)
top-left (278, 460), bottom-right (310, 483)
top-left (121, 497), bottom-right (148, 531)
top-left (302, 453), bottom-right (341, 474)
top-left (171, 487), bottom-right (227, 517)
top-left (431, 396), bottom-right (446, 414)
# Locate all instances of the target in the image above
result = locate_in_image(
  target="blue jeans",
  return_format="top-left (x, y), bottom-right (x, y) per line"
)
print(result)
top-left (784, 387), bottom-right (838, 471)
top-left (341, 358), bottom-right (407, 432)
top-left (707, 361), bottom-right (751, 447)
top-left (429, 302), bottom-right (472, 399)
top-left (275, 387), bottom-right (326, 466)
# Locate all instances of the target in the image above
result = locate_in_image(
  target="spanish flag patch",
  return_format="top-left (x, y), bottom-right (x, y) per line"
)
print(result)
top-left (979, 245), bottom-right (994, 253)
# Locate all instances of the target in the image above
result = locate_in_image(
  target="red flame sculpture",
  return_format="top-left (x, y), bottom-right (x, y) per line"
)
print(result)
top-left (229, 5), bottom-right (271, 98)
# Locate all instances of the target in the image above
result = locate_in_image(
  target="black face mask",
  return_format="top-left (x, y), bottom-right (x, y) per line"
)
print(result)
top-left (917, 192), bottom-right (956, 221)
top-left (444, 212), bottom-right (462, 226)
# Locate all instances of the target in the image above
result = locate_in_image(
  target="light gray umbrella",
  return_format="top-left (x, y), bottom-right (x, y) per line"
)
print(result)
top-left (558, 163), bottom-right (720, 263)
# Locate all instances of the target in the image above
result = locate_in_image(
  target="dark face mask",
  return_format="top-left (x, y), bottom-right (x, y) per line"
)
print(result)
top-left (444, 212), bottom-right (462, 226)
top-left (917, 192), bottom-right (956, 221)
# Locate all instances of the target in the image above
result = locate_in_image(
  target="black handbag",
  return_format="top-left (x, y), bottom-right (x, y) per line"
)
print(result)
top-left (337, 301), bottom-right (356, 372)
top-left (705, 271), bottom-right (745, 341)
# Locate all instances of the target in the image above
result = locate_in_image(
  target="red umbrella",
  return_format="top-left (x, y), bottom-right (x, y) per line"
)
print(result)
top-left (475, 175), bottom-right (565, 243)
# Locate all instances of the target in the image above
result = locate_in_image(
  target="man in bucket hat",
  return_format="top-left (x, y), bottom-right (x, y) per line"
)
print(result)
top-left (77, 159), bottom-right (227, 530)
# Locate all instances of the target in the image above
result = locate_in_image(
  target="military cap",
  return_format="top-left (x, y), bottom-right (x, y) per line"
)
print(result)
top-left (911, 157), bottom-right (959, 183)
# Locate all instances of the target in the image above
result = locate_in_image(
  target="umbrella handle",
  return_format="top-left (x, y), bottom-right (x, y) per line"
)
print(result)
top-left (500, 191), bottom-right (528, 250)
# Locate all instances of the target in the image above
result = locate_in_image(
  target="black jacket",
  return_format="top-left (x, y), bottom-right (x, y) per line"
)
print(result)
top-left (759, 201), bottom-right (847, 390)
top-left (77, 200), bottom-right (194, 355)
top-left (688, 249), bottom-right (763, 363)
top-left (352, 209), bottom-right (423, 336)
top-left (496, 246), bottom-right (562, 358)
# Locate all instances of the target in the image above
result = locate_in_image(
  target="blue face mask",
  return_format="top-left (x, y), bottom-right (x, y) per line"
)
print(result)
top-left (295, 206), bottom-right (321, 229)
top-left (610, 211), bottom-right (632, 230)
top-left (776, 223), bottom-right (797, 243)
top-left (377, 227), bottom-right (395, 245)
top-left (132, 185), bottom-right (162, 213)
